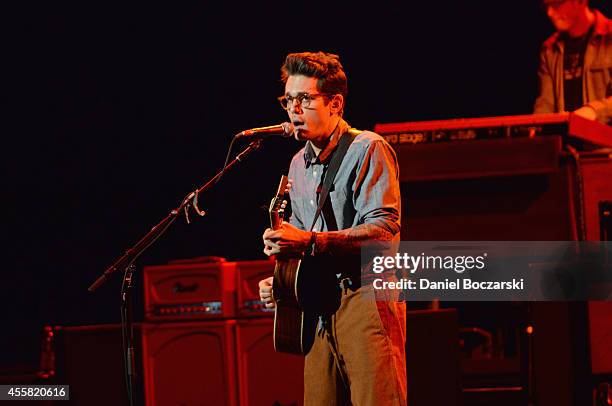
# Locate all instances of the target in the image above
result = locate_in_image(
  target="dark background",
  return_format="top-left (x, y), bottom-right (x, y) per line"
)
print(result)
top-left (5, 1), bottom-right (611, 368)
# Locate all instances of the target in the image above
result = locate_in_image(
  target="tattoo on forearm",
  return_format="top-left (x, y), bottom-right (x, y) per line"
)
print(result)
top-left (316, 223), bottom-right (397, 255)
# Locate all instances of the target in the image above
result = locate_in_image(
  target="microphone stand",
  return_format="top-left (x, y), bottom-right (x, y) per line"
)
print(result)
top-left (87, 138), bottom-right (263, 292)
top-left (120, 264), bottom-right (136, 406)
top-left (87, 138), bottom-right (263, 406)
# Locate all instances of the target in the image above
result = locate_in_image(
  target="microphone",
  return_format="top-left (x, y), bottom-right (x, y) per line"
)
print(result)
top-left (236, 122), bottom-right (294, 139)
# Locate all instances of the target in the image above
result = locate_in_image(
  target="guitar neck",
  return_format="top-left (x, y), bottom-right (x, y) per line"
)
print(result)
top-left (269, 175), bottom-right (289, 231)
top-left (270, 214), bottom-right (283, 230)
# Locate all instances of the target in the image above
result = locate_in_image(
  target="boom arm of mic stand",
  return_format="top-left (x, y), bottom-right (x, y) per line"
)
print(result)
top-left (88, 139), bottom-right (263, 292)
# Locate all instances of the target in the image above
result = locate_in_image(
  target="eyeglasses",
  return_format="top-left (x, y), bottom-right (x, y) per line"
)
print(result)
top-left (278, 92), bottom-right (330, 110)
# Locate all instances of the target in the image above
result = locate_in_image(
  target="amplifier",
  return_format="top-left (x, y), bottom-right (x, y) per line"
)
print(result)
top-left (235, 317), bottom-right (304, 406)
top-left (143, 257), bottom-right (236, 321)
top-left (54, 323), bottom-right (144, 405)
top-left (141, 321), bottom-right (238, 406)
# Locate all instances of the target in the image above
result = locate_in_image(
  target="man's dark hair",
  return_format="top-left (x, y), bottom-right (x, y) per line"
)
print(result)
top-left (281, 51), bottom-right (348, 99)
top-left (541, 0), bottom-right (589, 6)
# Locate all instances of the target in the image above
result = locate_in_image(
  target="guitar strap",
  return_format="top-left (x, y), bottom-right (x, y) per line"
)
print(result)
top-left (309, 128), bottom-right (361, 232)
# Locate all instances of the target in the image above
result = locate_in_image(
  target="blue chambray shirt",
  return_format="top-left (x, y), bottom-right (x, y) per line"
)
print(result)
top-left (287, 120), bottom-right (401, 238)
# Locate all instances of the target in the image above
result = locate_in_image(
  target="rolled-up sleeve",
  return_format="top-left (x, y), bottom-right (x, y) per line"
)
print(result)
top-left (352, 139), bottom-right (401, 236)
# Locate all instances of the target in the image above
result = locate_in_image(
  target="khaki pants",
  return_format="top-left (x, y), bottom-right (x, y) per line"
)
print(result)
top-left (304, 283), bottom-right (407, 405)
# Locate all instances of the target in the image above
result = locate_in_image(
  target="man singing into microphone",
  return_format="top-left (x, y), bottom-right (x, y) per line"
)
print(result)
top-left (258, 51), bottom-right (407, 405)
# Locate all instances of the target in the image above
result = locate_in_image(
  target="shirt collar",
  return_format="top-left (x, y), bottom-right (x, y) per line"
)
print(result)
top-left (303, 119), bottom-right (350, 168)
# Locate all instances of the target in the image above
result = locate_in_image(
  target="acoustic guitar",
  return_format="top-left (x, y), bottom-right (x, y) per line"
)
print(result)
top-left (268, 175), bottom-right (317, 354)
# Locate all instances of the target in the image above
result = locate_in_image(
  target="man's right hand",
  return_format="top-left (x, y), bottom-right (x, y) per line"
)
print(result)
top-left (258, 276), bottom-right (275, 309)
top-left (574, 105), bottom-right (598, 121)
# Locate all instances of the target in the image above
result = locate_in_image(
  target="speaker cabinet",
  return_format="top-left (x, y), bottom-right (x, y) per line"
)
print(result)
top-left (141, 321), bottom-right (238, 406)
top-left (405, 309), bottom-right (460, 406)
top-left (589, 301), bottom-right (612, 375)
top-left (54, 324), bottom-right (140, 406)
top-left (235, 317), bottom-right (304, 406)
top-left (581, 152), bottom-right (612, 376)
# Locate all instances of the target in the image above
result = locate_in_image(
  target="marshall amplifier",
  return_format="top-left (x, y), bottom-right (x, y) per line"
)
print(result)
top-left (143, 257), bottom-right (236, 321)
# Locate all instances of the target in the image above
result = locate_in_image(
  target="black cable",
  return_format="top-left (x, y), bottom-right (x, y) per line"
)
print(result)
top-left (565, 145), bottom-right (586, 241)
top-left (213, 134), bottom-right (239, 186)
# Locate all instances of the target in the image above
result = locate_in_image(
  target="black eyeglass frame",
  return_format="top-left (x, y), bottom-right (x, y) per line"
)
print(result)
top-left (277, 92), bottom-right (333, 110)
